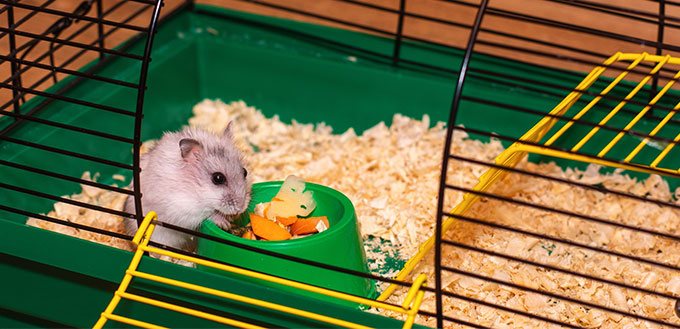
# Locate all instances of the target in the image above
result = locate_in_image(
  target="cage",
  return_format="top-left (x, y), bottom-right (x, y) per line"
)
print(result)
top-left (2, 0), bottom-right (680, 328)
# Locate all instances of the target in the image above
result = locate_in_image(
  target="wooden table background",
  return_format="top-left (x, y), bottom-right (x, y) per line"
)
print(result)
top-left (1, 0), bottom-right (678, 111)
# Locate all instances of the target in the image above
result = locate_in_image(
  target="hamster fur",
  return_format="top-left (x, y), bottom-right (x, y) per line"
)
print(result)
top-left (124, 123), bottom-right (251, 252)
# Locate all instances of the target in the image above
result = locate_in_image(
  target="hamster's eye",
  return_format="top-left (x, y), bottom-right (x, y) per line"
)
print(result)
top-left (242, 167), bottom-right (248, 178)
top-left (211, 172), bottom-right (227, 185)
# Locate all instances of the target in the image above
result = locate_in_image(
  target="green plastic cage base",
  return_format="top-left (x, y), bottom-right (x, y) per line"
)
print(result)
top-left (3, 4), bottom-right (680, 328)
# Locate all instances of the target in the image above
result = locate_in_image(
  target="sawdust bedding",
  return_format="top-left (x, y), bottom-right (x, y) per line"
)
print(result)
top-left (27, 99), bottom-right (680, 328)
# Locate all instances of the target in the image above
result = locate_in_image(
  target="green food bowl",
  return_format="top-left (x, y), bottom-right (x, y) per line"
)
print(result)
top-left (196, 181), bottom-right (376, 308)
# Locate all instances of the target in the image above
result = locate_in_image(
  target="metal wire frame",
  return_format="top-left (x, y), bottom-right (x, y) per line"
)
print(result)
top-left (237, 0), bottom-right (680, 78)
top-left (436, 1), bottom-right (680, 328)
top-left (94, 213), bottom-right (430, 329)
top-left (436, 1), bottom-right (489, 327)
top-left (143, 4), bottom-right (680, 326)
top-left (59, 170), bottom-right (676, 329)
top-left (434, 101), bottom-right (680, 327)
top-left (428, 143), bottom-right (680, 327)
top-left (16, 0), bottom-right (678, 123)
top-left (0, 1), bottom-right (438, 327)
top-left (5, 0), bottom-right (680, 328)
top-left (22, 198), bottom-right (435, 324)
top-left (20, 165), bottom-right (659, 329)
top-left (0, 0), bottom-right (153, 117)
top-left (224, 0), bottom-right (680, 131)
top-left (441, 0), bottom-right (680, 89)
top-left (215, 9), bottom-right (680, 140)
top-left (442, 0), bottom-right (679, 50)
top-left (0, 1), bottom-right (149, 115)
top-left (249, 0), bottom-right (680, 72)
top-left (0, 0), bottom-right (170, 225)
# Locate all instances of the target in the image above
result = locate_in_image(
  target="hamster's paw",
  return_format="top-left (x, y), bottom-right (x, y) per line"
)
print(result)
top-left (210, 212), bottom-right (233, 231)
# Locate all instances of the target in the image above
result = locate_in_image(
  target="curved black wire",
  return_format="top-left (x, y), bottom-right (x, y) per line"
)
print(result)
top-left (131, 0), bottom-right (162, 226)
top-left (435, 0), bottom-right (490, 327)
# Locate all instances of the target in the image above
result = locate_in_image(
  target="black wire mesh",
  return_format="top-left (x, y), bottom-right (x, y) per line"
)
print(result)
top-left (439, 0), bottom-right (680, 328)
top-left (0, 0), bottom-right (165, 228)
top-left (5, 0), bottom-right (680, 328)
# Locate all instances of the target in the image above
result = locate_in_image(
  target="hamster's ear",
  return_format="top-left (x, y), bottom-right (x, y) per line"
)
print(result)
top-left (222, 121), bottom-right (233, 139)
top-left (179, 138), bottom-right (201, 158)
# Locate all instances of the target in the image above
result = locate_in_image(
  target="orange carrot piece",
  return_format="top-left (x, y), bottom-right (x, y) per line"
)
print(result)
top-left (276, 216), bottom-right (299, 226)
top-left (242, 231), bottom-right (254, 240)
top-left (290, 216), bottom-right (330, 235)
top-left (249, 213), bottom-right (291, 241)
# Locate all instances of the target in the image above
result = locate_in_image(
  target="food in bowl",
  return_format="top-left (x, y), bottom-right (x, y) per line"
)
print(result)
top-left (227, 175), bottom-right (330, 241)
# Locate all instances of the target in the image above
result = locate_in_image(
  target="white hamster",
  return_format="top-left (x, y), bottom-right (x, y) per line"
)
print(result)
top-left (124, 122), bottom-right (251, 252)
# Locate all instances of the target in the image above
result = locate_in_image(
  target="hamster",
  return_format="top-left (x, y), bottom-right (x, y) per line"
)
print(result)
top-left (124, 122), bottom-right (251, 252)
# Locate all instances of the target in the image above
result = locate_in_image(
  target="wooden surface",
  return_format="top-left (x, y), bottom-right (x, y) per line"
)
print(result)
top-left (1, 0), bottom-right (679, 109)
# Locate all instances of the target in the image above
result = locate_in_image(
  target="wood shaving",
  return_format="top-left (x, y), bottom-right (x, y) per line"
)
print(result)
top-left (112, 174), bottom-right (126, 182)
top-left (382, 161), bottom-right (680, 328)
top-left (26, 171), bottom-right (133, 252)
top-left (27, 99), bottom-right (680, 328)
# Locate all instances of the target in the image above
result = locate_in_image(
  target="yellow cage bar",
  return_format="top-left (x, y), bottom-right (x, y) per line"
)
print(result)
top-left (379, 52), bottom-right (680, 302)
top-left (94, 212), bottom-right (429, 329)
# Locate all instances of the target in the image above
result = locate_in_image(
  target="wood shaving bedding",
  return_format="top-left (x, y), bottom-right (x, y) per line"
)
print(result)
top-left (27, 99), bottom-right (680, 328)
top-left (380, 161), bottom-right (680, 328)
top-left (26, 172), bottom-right (133, 252)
